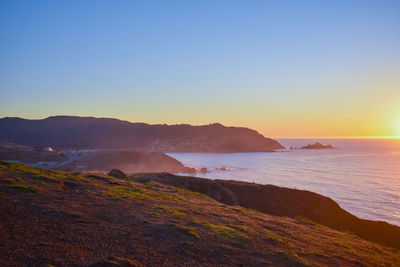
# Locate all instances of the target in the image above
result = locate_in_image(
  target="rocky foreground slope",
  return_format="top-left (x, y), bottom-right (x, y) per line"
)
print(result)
top-left (0, 161), bottom-right (399, 266)
top-left (0, 116), bottom-right (284, 152)
top-left (131, 173), bottom-right (400, 249)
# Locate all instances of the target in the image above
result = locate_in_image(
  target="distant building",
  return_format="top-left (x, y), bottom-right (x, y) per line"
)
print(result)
top-left (44, 147), bottom-right (54, 152)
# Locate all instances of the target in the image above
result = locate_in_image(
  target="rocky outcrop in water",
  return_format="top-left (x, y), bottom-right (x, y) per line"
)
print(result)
top-left (301, 142), bottom-right (334, 149)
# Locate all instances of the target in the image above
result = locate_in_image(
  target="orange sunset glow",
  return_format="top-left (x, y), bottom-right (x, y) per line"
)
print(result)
top-left (1, 1), bottom-right (400, 266)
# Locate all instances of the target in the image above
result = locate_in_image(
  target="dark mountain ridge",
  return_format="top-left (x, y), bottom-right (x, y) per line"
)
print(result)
top-left (0, 116), bottom-right (284, 152)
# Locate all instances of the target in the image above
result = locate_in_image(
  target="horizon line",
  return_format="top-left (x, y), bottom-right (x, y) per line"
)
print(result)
top-left (1, 116), bottom-right (399, 140)
top-left (275, 136), bottom-right (400, 139)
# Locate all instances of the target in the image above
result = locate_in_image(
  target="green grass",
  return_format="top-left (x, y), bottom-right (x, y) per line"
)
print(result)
top-left (192, 219), bottom-right (251, 247)
top-left (176, 225), bottom-right (200, 239)
top-left (12, 184), bottom-right (39, 193)
top-left (296, 216), bottom-right (319, 227)
top-left (171, 186), bottom-right (213, 200)
top-left (4, 178), bottom-right (14, 184)
top-left (153, 205), bottom-right (187, 219)
top-left (284, 249), bottom-right (312, 266)
top-left (100, 185), bottom-right (155, 200)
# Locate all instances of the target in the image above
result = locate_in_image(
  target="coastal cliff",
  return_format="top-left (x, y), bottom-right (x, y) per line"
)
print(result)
top-left (132, 173), bottom-right (400, 249)
top-left (0, 161), bottom-right (399, 266)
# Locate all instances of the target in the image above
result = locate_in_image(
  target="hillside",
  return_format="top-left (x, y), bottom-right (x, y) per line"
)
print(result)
top-left (0, 116), bottom-right (284, 152)
top-left (0, 161), bottom-right (399, 266)
top-left (131, 173), bottom-right (400, 249)
top-left (58, 150), bottom-right (196, 174)
top-left (0, 143), bottom-right (195, 174)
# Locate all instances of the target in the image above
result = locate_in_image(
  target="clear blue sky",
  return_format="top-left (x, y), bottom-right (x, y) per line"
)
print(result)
top-left (1, 0), bottom-right (399, 137)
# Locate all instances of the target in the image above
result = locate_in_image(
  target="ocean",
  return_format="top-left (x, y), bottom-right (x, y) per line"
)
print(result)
top-left (168, 138), bottom-right (400, 226)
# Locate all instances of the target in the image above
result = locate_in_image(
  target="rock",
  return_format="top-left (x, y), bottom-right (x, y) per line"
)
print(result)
top-left (107, 169), bottom-right (128, 179)
top-left (199, 167), bottom-right (209, 173)
top-left (301, 142), bottom-right (334, 149)
top-left (182, 166), bottom-right (196, 174)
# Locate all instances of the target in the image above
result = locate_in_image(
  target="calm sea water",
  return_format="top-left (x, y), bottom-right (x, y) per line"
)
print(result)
top-left (168, 139), bottom-right (400, 226)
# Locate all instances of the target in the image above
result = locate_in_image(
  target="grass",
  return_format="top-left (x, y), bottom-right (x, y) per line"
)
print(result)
top-left (4, 178), bottom-right (14, 184)
top-left (284, 249), bottom-right (312, 266)
top-left (176, 225), bottom-right (200, 239)
top-left (100, 184), bottom-right (156, 200)
top-left (192, 219), bottom-right (251, 247)
top-left (1, 160), bottom-right (400, 266)
top-left (296, 216), bottom-right (319, 227)
top-left (170, 186), bottom-right (213, 200)
top-left (153, 205), bottom-right (187, 219)
top-left (12, 184), bottom-right (39, 193)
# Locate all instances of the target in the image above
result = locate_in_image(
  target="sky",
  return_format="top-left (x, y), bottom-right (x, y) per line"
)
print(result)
top-left (0, 0), bottom-right (399, 138)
